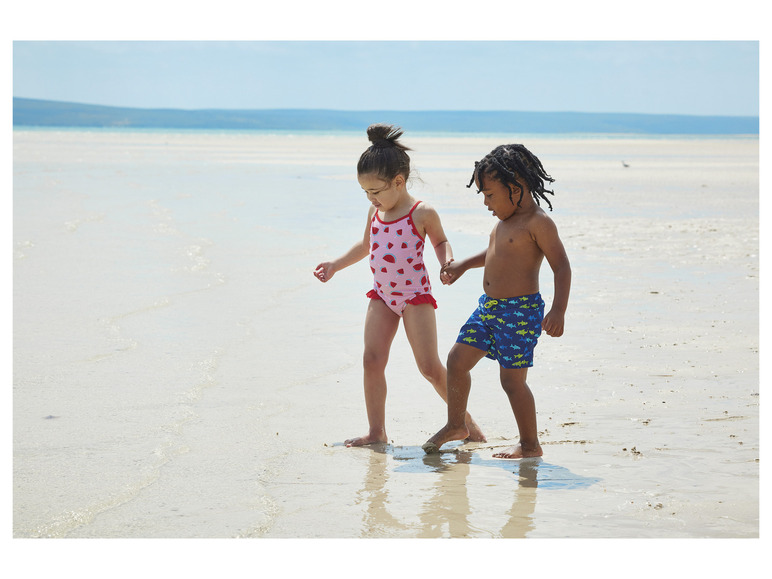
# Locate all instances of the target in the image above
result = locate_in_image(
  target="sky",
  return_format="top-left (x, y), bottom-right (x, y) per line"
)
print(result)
top-left (12, 40), bottom-right (759, 117)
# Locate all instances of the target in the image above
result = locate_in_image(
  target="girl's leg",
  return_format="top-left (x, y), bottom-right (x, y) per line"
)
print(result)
top-left (345, 298), bottom-right (400, 447)
top-left (493, 367), bottom-right (543, 458)
top-left (401, 303), bottom-right (445, 395)
top-left (402, 304), bottom-right (486, 442)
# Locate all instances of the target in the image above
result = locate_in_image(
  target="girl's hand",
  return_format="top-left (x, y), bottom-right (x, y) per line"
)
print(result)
top-left (314, 262), bottom-right (336, 283)
top-left (440, 259), bottom-right (461, 285)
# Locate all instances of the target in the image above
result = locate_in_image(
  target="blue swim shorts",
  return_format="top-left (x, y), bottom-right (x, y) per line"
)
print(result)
top-left (456, 293), bottom-right (545, 369)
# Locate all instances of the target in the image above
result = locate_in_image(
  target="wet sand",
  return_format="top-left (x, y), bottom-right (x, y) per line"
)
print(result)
top-left (13, 131), bottom-right (759, 549)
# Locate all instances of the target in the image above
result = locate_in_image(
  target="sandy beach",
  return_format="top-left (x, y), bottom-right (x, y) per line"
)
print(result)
top-left (13, 129), bottom-right (759, 546)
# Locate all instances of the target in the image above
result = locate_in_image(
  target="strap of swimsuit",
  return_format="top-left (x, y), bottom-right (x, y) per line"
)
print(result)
top-left (408, 201), bottom-right (422, 217)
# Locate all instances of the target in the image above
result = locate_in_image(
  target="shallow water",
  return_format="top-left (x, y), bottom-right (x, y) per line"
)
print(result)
top-left (13, 130), bottom-right (759, 539)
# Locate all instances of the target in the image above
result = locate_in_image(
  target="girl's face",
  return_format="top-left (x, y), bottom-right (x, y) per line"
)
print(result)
top-left (358, 173), bottom-right (405, 211)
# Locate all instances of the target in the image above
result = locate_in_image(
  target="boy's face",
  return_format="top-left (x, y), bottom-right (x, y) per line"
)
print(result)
top-left (358, 173), bottom-right (404, 211)
top-left (477, 174), bottom-right (520, 221)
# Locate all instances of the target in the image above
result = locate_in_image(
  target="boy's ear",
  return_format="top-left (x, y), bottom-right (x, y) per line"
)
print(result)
top-left (507, 180), bottom-right (527, 205)
top-left (511, 177), bottom-right (529, 194)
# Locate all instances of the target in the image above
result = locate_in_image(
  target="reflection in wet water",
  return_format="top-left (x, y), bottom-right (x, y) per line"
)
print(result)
top-left (352, 445), bottom-right (409, 536)
top-left (352, 444), bottom-right (600, 538)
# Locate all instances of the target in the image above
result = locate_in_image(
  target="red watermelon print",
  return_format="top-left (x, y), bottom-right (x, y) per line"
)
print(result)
top-left (368, 201), bottom-right (433, 314)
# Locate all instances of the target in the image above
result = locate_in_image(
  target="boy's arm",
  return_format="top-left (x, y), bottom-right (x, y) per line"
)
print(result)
top-left (314, 207), bottom-right (374, 283)
top-left (533, 214), bottom-right (571, 336)
top-left (442, 249), bottom-right (487, 285)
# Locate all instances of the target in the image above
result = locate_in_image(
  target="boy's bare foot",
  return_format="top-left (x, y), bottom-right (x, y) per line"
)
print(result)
top-left (345, 433), bottom-right (388, 447)
top-left (492, 442), bottom-right (543, 459)
top-left (422, 424), bottom-right (469, 454)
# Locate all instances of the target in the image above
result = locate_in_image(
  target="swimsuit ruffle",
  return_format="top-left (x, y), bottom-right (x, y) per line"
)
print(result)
top-left (367, 290), bottom-right (437, 310)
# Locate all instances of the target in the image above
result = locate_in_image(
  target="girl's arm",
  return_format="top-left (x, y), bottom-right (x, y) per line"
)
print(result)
top-left (414, 203), bottom-right (458, 284)
top-left (314, 207), bottom-right (374, 283)
top-left (414, 202), bottom-right (453, 266)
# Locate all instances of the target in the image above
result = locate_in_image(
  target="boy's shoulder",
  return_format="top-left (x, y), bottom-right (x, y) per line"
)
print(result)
top-left (500, 205), bottom-right (553, 228)
top-left (530, 205), bottom-right (556, 224)
top-left (525, 206), bottom-right (562, 241)
top-left (495, 206), bottom-right (558, 241)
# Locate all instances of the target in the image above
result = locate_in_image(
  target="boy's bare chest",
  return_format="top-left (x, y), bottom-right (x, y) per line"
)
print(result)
top-left (492, 221), bottom-right (537, 254)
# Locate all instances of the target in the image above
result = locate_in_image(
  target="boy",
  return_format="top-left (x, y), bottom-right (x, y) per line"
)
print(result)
top-left (424, 144), bottom-right (571, 458)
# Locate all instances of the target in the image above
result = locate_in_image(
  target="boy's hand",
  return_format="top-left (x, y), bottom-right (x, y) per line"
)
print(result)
top-left (541, 309), bottom-right (565, 337)
top-left (314, 262), bottom-right (336, 283)
top-left (440, 259), bottom-right (461, 285)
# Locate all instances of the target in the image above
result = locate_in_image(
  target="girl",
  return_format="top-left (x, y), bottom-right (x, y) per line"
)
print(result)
top-left (314, 124), bottom-right (486, 447)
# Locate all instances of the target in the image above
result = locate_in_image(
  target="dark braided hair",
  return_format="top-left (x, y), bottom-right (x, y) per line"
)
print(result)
top-left (467, 144), bottom-right (555, 211)
top-left (357, 124), bottom-right (412, 181)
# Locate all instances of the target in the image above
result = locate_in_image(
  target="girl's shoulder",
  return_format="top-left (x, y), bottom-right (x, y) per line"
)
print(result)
top-left (410, 201), bottom-right (445, 241)
top-left (410, 200), bottom-right (438, 220)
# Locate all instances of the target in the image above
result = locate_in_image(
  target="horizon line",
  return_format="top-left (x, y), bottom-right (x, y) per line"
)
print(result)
top-left (12, 97), bottom-right (759, 120)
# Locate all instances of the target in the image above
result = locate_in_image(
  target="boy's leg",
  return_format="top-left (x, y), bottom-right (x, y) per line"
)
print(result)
top-left (422, 342), bottom-right (487, 453)
top-left (493, 367), bottom-right (543, 458)
top-left (402, 304), bottom-right (485, 442)
top-left (346, 298), bottom-right (400, 447)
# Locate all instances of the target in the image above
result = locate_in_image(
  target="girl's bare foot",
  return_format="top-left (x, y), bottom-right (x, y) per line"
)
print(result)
top-left (492, 442), bottom-right (543, 459)
top-left (422, 424), bottom-right (469, 454)
top-left (465, 414), bottom-right (487, 443)
top-left (345, 433), bottom-right (388, 447)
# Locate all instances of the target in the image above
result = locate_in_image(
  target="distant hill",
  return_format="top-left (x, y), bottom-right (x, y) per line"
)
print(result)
top-left (12, 97), bottom-right (759, 135)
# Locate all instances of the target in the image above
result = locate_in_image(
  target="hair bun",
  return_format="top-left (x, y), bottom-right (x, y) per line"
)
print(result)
top-left (367, 123), bottom-right (404, 148)
top-left (358, 123), bottom-right (412, 181)
top-left (370, 138), bottom-right (392, 149)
